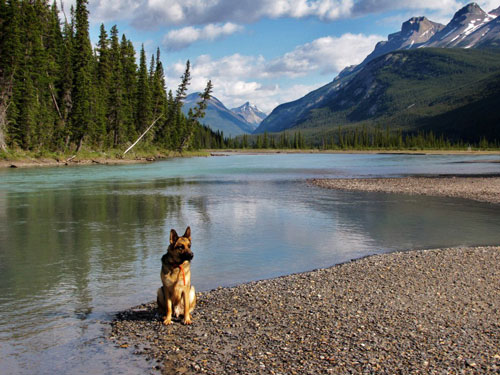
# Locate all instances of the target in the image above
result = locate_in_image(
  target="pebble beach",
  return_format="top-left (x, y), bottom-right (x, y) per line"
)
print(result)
top-left (111, 246), bottom-right (500, 374)
top-left (110, 176), bottom-right (500, 374)
top-left (309, 176), bottom-right (500, 205)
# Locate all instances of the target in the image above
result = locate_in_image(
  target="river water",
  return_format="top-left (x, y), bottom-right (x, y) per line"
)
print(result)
top-left (1, 153), bottom-right (499, 374)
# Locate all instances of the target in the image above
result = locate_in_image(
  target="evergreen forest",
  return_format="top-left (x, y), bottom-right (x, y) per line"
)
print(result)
top-left (0, 0), bottom-right (220, 156)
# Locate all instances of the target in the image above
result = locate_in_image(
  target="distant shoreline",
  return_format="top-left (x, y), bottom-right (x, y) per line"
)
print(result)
top-left (2, 149), bottom-right (500, 169)
top-left (214, 149), bottom-right (500, 156)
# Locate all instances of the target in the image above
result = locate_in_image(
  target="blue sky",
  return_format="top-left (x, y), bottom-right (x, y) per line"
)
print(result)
top-left (65, 0), bottom-right (499, 113)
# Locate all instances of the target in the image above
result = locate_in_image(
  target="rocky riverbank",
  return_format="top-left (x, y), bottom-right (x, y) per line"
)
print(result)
top-left (310, 176), bottom-right (500, 204)
top-left (110, 246), bottom-right (500, 374)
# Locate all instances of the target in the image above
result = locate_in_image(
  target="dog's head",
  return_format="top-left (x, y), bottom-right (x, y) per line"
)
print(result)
top-left (168, 226), bottom-right (193, 263)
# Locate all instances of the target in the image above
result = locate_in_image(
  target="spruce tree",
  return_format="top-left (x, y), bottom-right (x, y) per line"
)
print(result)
top-left (175, 60), bottom-right (191, 107)
top-left (120, 36), bottom-right (137, 142)
top-left (173, 60), bottom-right (191, 149)
top-left (135, 44), bottom-right (152, 135)
top-left (56, 7), bottom-right (75, 149)
top-left (33, 0), bottom-right (60, 150)
top-left (151, 48), bottom-right (167, 119)
top-left (178, 79), bottom-right (212, 151)
top-left (12, 0), bottom-right (50, 149)
top-left (151, 49), bottom-right (170, 146)
top-left (108, 25), bottom-right (125, 146)
top-left (70, 0), bottom-right (94, 151)
top-left (95, 24), bottom-right (110, 144)
top-left (0, 0), bottom-right (22, 149)
top-left (47, 1), bottom-right (66, 150)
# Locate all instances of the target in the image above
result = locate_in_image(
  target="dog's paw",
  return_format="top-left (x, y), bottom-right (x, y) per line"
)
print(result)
top-left (183, 317), bottom-right (192, 325)
top-left (163, 317), bottom-right (172, 325)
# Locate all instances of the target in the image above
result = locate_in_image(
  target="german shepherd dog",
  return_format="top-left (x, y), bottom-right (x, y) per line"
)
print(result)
top-left (157, 226), bottom-right (196, 325)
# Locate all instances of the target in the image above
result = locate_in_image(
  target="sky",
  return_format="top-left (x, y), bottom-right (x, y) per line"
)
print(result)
top-left (62, 0), bottom-right (499, 113)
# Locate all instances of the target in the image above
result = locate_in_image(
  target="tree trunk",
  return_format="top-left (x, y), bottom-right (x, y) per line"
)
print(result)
top-left (0, 97), bottom-right (9, 151)
top-left (76, 136), bottom-right (83, 152)
top-left (0, 126), bottom-right (6, 151)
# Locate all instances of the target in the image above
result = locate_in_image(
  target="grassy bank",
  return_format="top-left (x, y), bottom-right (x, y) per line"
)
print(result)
top-left (0, 147), bottom-right (211, 168)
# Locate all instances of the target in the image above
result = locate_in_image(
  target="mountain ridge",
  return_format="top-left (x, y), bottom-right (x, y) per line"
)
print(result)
top-left (295, 48), bottom-right (500, 142)
top-left (255, 2), bottom-right (500, 137)
top-left (183, 93), bottom-right (256, 137)
top-left (231, 102), bottom-right (267, 128)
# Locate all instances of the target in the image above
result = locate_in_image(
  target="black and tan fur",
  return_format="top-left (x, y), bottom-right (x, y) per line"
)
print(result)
top-left (157, 226), bottom-right (196, 325)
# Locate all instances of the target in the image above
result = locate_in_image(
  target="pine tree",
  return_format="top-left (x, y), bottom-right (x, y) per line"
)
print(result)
top-left (150, 48), bottom-right (169, 146)
top-left (263, 132), bottom-right (269, 148)
top-left (46, 1), bottom-right (66, 149)
top-left (33, 0), bottom-right (60, 150)
top-left (107, 25), bottom-right (125, 147)
top-left (10, 0), bottom-right (56, 150)
top-left (71, 0), bottom-right (94, 151)
top-left (151, 48), bottom-right (166, 119)
top-left (179, 79), bottom-right (212, 151)
top-left (56, 6), bottom-right (74, 149)
top-left (174, 60), bottom-right (190, 108)
top-left (94, 24), bottom-right (110, 144)
top-left (120, 35), bottom-right (137, 142)
top-left (135, 44), bottom-right (152, 135)
top-left (1, 0), bottom-right (22, 149)
top-left (173, 60), bottom-right (191, 150)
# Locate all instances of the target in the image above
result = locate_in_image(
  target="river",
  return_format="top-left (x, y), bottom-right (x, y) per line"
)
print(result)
top-left (1, 153), bottom-right (499, 374)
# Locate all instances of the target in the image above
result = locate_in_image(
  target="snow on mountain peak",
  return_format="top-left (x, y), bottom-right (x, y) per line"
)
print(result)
top-left (231, 102), bottom-right (267, 127)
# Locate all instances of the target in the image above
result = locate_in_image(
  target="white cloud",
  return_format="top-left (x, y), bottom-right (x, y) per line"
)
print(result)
top-left (64, 0), bottom-right (495, 27)
top-left (164, 32), bottom-right (381, 112)
top-left (351, 0), bottom-right (464, 15)
top-left (353, 0), bottom-right (500, 21)
top-left (163, 23), bottom-right (243, 51)
top-left (131, 0), bottom-right (356, 27)
top-left (80, 0), bottom-right (356, 26)
top-left (267, 33), bottom-right (383, 77)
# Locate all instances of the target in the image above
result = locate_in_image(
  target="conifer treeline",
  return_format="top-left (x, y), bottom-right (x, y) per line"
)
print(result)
top-left (0, 0), bottom-right (215, 153)
top-left (223, 127), bottom-right (499, 150)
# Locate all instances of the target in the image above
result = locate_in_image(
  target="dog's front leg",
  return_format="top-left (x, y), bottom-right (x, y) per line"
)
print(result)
top-left (163, 295), bottom-right (173, 325)
top-left (182, 288), bottom-right (192, 325)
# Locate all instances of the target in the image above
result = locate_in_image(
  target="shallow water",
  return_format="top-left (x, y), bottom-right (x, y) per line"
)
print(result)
top-left (1, 153), bottom-right (499, 374)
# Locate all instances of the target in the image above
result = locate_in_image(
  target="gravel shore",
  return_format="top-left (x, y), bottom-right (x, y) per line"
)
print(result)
top-left (310, 176), bottom-right (500, 204)
top-left (110, 246), bottom-right (500, 374)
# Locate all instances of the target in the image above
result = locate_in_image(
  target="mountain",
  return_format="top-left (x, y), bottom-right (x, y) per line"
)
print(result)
top-left (231, 102), bottom-right (267, 129)
top-left (290, 48), bottom-right (500, 142)
top-left (255, 2), bottom-right (500, 138)
top-left (254, 79), bottom-right (347, 133)
top-left (423, 2), bottom-right (496, 48)
top-left (183, 93), bottom-right (255, 137)
top-left (462, 12), bottom-right (500, 48)
top-left (363, 17), bottom-right (444, 64)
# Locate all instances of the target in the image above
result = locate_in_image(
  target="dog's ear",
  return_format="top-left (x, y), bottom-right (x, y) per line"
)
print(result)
top-left (170, 229), bottom-right (179, 245)
top-left (183, 226), bottom-right (191, 241)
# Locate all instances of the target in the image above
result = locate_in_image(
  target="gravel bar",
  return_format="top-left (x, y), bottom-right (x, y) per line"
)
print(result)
top-left (309, 177), bottom-right (500, 205)
top-left (110, 246), bottom-right (500, 374)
